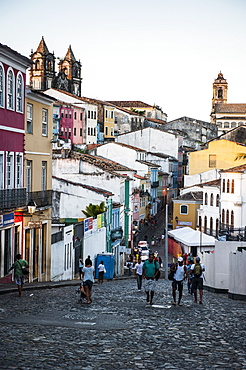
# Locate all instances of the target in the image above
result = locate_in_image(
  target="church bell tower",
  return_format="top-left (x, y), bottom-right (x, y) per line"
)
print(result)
top-left (212, 71), bottom-right (228, 110)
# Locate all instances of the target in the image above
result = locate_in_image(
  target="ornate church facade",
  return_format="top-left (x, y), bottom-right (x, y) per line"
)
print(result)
top-left (211, 72), bottom-right (246, 135)
top-left (29, 37), bottom-right (82, 96)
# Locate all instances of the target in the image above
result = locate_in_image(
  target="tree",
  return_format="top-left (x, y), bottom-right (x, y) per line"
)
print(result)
top-left (82, 202), bottom-right (106, 218)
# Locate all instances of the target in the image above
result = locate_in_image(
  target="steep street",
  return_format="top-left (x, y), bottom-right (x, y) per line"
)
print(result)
top-left (0, 278), bottom-right (245, 369)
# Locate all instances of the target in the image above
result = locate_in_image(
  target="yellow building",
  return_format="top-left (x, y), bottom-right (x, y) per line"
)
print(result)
top-left (189, 139), bottom-right (246, 175)
top-left (23, 87), bottom-right (54, 282)
top-left (104, 106), bottom-right (115, 139)
top-left (172, 192), bottom-right (203, 230)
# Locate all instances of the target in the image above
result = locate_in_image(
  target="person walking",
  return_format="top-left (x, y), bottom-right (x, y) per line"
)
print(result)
top-left (171, 256), bottom-right (188, 306)
top-left (142, 252), bottom-right (159, 305)
top-left (186, 256), bottom-right (194, 294)
top-left (134, 258), bottom-right (144, 291)
top-left (190, 256), bottom-right (205, 304)
top-left (98, 261), bottom-right (106, 284)
top-left (78, 256), bottom-right (83, 280)
top-left (82, 259), bottom-right (95, 304)
top-left (8, 254), bottom-right (29, 297)
top-left (85, 255), bottom-right (92, 265)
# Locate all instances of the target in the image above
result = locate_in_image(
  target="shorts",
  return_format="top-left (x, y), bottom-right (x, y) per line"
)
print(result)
top-left (145, 278), bottom-right (157, 292)
top-left (83, 280), bottom-right (93, 289)
top-left (172, 279), bottom-right (183, 293)
top-left (192, 276), bottom-right (203, 290)
top-left (15, 275), bottom-right (25, 286)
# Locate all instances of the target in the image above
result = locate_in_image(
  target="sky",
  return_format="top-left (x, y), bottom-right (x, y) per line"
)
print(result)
top-left (1, 0), bottom-right (246, 122)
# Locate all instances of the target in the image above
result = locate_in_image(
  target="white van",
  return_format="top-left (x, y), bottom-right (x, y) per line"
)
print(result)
top-left (138, 241), bottom-right (149, 261)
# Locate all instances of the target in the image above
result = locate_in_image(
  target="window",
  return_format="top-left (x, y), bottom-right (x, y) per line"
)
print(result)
top-left (74, 127), bottom-right (76, 136)
top-left (6, 153), bottom-right (14, 188)
top-left (216, 219), bottom-right (219, 236)
top-left (231, 122), bottom-right (237, 128)
top-left (74, 112), bottom-right (77, 120)
top-left (80, 113), bottom-right (82, 120)
top-left (222, 209), bottom-right (225, 227)
top-left (227, 179), bottom-right (230, 193)
top-left (111, 111), bottom-right (113, 119)
top-left (69, 112), bottom-right (72, 119)
top-left (88, 110), bottom-right (90, 119)
top-left (80, 128), bottom-right (82, 136)
top-left (180, 205), bottom-right (188, 214)
top-left (231, 179), bottom-right (234, 194)
top-left (94, 111), bottom-right (96, 119)
top-left (216, 194), bottom-right (219, 207)
top-left (210, 193), bottom-right (214, 206)
top-left (209, 154), bottom-right (216, 168)
top-left (65, 110), bottom-right (68, 118)
top-left (111, 128), bottom-right (114, 136)
top-left (226, 210), bottom-right (229, 226)
top-left (222, 179), bottom-right (225, 192)
top-left (210, 217), bottom-right (213, 235)
top-left (61, 109), bottom-right (64, 118)
top-left (16, 72), bottom-right (23, 112)
top-left (231, 211), bottom-right (234, 228)
top-left (106, 110), bottom-right (108, 118)
top-left (16, 154), bottom-right (22, 188)
top-left (0, 63), bottom-right (4, 108)
top-left (7, 68), bottom-right (14, 110)
top-left (224, 122), bottom-right (230, 128)
top-left (204, 216), bottom-right (207, 233)
top-left (105, 126), bottom-right (108, 136)
top-left (204, 193), bottom-right (208, 205)
top-left (26, 160), bottom-right (32, 193)
top-left (26, 103), bottom-right (33, 134)
top-left (88, 127), bottom-right (90, 135)
top-left (42, 161), bottom-right (47, 191)
top-left (42, 109), bottom-right (48, 136)
top-left (94, 127), bottom-right (96, 136)
top-left (91, 111), bottom-right (93, 118)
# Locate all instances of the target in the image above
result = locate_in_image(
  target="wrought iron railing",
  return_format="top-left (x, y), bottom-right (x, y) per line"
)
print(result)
top-left (0, 188), bottom-right (27, 211)
top-left (27, 190), bottom-right (52, 208)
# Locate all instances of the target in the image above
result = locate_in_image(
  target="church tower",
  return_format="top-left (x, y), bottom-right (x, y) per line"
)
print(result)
top-left (56, 45), bottom-right (82, 96)
top-left (29, 37), bottom-right (56, 91)
top-left (212, 72), bottom-right (228, 110)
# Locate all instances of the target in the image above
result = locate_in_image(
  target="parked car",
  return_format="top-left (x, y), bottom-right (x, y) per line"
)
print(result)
top-left (138, 241), bottom-right (149, 261)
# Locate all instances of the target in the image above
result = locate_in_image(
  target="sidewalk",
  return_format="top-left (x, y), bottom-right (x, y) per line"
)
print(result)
top-left (0, 275), bottom-right (135, 295)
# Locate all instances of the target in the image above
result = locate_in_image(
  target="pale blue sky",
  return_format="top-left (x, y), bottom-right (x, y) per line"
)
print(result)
top-left (1, 0), bottom-right (246, 121)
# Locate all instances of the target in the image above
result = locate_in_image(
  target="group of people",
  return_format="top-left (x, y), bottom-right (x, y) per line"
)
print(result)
top-left (170, 255), bottom-right (205, 306)
top-left (79, 255), bottom-right (106, 304)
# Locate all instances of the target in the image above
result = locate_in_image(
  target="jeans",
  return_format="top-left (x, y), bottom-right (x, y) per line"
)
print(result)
top-left (136, 274), bottom-right (142, 290)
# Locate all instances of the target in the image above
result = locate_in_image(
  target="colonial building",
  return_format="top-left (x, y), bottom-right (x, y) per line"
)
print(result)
top-left (107, 101), bottom-right (167, 122)
top-left (30, 37), bottom-right (82, 97)
top-left (211, 72), bottom-right (246, 135)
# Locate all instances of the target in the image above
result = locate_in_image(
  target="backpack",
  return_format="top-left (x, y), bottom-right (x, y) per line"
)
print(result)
top-left (193, 263), bottom-right (202, 277)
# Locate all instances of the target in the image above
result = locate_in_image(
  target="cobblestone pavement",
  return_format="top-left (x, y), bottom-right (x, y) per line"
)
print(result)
top-left (0, 278), bottom-right (246, 370)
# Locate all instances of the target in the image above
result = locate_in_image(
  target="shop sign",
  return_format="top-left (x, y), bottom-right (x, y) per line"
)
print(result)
top-left (28, 221), bottom-right (42, 229)
top-left (0, 213), bottom-right (14, 228)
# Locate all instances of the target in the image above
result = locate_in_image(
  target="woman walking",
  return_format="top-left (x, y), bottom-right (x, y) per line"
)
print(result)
top-left (82, 259), bottom-right (95, 304)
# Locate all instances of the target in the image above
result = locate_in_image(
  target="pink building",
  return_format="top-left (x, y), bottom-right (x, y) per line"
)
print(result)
top-left (58, 102), bottom-right (85, 148)
top-left (0, 43), bottom-right (32, 281)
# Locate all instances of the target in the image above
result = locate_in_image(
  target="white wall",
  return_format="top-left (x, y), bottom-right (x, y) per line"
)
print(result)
top-left (184, 169), bottom-right (220, 187)
top-left (84, 227), bottom-right (107, 265)
top-left (229, 248), bottom-right (246, 298)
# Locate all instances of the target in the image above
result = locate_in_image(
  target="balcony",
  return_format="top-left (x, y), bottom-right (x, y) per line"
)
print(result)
top-left (151, 181), bottom-right (159, 188)
top-left (0, 188), bottom-right (27, 212)
top-left (27, 190), bottom-right (52, 208)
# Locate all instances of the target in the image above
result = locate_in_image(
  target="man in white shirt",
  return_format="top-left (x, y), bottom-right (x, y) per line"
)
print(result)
top-left (171, 256), bottom-right (188, 306)
top-left (134, 258), bottom-right (144, 290)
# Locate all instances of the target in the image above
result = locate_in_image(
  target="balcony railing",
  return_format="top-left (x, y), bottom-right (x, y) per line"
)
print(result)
top-left (151, 181), bottom-right (159, 188)
top-left (27, 190), bottom-right (52, 208)
top-left (0, 188), bottom-right (27, 212)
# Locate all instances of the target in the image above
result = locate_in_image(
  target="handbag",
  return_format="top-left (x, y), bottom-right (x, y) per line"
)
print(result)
top-left (17, 261), bottom-right (29, 275)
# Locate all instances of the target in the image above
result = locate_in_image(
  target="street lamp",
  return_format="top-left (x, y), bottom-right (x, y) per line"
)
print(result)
top-left (27, 200), bottom-right (36, 215)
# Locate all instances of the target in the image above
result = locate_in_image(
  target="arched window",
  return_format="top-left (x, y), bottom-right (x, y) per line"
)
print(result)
top-left (226, 210), bottom-right (229, 226)
top-left (16, 72), bottom-right (23, 113)
top-left (210, 193), bottom-right (214, 206)
top-left (222, 179), bottom-right (225, 192)
top-left (231, 122), bottom-right (237, 128)
top-left (210, 217), bottom-right (213, 235)
top-left (227, 179), bottom-right (230, 193)
top-left (35, 59), bottom-right (40, 69)
top-left (231, 179), bottom-right (234, 194)
top-left (222, 209), bottom-right (225, 228)
top-left (216, 219), bottom-right (219, 237)
top-left (204, 216), bottom-right (207, 234)
top-left (216, 194), bottom-right (220, 207)
top-left (205, 193), bottom-right (208, 205)
top-left (0, 63), bottom-right (4, 108)
top-left (7, 68), bottom-right (14, 110)
top-left (231, 210), bottom-right (234, 228)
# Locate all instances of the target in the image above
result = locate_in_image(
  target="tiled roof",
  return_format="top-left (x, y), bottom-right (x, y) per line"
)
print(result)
top-left (216, 116), bottom-right (246, 120)
top-left (71, 152), bottom-right (135, 174)
top-left (215, 104), bottom-right (246, 113)
top-left (107, 101), bottom-right (153, 108)
top-left (145, 117), bottom-right (166, 125)
top-left (221, 163), bottom-right (246, 173)
top-left (136, 159), bottom-right (160, 168)
top-left (53, 176), bottom-right (113, 196)
top-left (174, 191), bottom-right (203, 201)
top-left (134, 174), bottom-right (146, 180)
top-left (0, 43), bottom-right (32, 66)
top-left (200, 179), bottom-right (221, 187)
top-left (147, 152), bottom-right (177, 160)
top-left (112, 142), bottom-right (146, 152)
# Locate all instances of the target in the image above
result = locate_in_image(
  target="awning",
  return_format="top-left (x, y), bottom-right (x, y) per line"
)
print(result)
top-left (168, 227), bottom-right (215, 247)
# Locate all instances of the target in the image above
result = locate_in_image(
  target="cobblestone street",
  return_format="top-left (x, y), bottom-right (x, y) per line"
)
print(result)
top-left (0, 278), bottom-right (246, 370)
